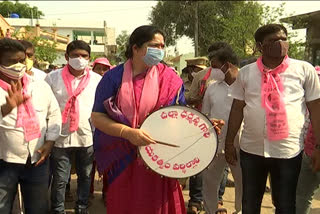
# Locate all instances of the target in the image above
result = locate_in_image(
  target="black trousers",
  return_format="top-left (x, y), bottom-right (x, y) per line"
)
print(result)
top-left (240, 149), bottom-right (302, 214)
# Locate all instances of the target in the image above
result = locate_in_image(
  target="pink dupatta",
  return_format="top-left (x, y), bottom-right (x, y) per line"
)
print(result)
top-left (0, 75), bottom-right (41, 141)
top-left (117, 59), bottom-right (159, 128)
top-left (257, 56), bottom-right (289, 141)
top-left (105, 61), bottom-right (185, 214)
top-left (61, 66), bottom-right (91, 132)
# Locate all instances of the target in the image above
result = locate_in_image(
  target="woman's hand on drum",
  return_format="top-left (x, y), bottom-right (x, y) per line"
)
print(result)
top-left (210, 118), bottom-right (225, 135)
top-left (122, 127), bottom-right (156, 146)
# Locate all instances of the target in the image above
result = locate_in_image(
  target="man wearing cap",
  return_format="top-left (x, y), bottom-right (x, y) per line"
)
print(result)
top-left (186, 43), bottom-right (232, 107)
top-left (183, 57), bottom-right (207, 95)
top-left (181, 58), bottom-right (208, 214)
top-left (181, 65), bottom-right (205, 94)
top-left (92, 57), bottom-right (113, 76)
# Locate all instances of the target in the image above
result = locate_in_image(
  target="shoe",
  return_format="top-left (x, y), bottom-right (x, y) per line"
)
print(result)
top-left (74, 207), bottom-right (89, 214)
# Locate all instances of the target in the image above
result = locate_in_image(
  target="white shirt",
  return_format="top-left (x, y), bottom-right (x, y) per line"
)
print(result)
top-left (30, 67), bottom-right (47, 81)
top-left (202, 81), bottom-right (240, 153)
top-left (0, 78), bottom-right (61, 164)
top-left (230, 59), bottom-right (320, 158)
top-left (45, 68), bottom-right (101, 148)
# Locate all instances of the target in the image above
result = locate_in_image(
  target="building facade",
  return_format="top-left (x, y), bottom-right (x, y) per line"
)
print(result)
top-left (281, 10), bottom-right (320, 66)
top-left (5, 17), bottom-right (116, 65)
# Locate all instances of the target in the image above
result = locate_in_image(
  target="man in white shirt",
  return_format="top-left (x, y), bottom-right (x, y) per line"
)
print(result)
top-left (0, 38), bottom-right (61, 214)
top-left (225, 24), bottom-right (320, 214)
top-left (185, 42), bottom-right (232, 214)
top-left (12, 39), bottom-right (49, 214)
top-left (45, 40), bottom-right (101, 214)
top-left (19, 40), bottom-right (47, 81)
top-left (202, 43), bottom-right (242, 214)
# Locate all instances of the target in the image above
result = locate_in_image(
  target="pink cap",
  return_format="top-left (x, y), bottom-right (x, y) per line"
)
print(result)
top-left (315, 65), bottom-right (320, 75)
top-left (93, 57), bottom-right (112, 68)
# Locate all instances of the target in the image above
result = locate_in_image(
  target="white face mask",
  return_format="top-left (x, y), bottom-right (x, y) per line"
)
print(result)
top-left (68, 57), bottom-right (88, 71)
top-left (0, 63), bottom-right (26, 80)
top-left (210, 64), bottom-right (229, 82)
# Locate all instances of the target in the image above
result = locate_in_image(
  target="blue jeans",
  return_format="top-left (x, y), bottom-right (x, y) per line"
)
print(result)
top-left (240, 149), bottom-right (302, 214)
top-left (0, 159), bottom-right (49, 214)
top-left (296, 152), bottom-right (320, 214)
top-left (218, 167), bottom-right (229, 202)
top-left (50, 146), bottom-right (94, 213)
top-left (189, 172), bottom-right (203, 203)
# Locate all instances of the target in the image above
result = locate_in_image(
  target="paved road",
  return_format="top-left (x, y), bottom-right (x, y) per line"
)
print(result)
top-left (65, 174), bottom-right (320, 214)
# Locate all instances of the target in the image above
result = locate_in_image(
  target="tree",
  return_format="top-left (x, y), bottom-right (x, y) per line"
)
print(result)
top-left (31, 37), bottom-right (57, 64)
top-left (149, 1), bottom-right (305, 60)
top-left (220, 1), bottom-right (263, 58)
top-left (149, 1), bottom-right (262, 57)
top-left (260, 2), bottom-right (305, 60)
top-left (12, 27), bottom-right (58, 64)
top-left (0, 0), bottom-right (44, 18)
top-left (115, 30), bottom-right (129, 63)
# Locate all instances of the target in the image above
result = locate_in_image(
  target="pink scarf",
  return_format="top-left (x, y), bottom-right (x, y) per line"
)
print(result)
top-left (199, 67), bottom-right (212, 96)
top-left (0, 75), bottom-right (41, 141)
top-left (117, 60), bottom-right (159, 128)
top-left (257, 56), bottom-right (289, 141)
top-left (61, 66), bottom-right (91, 132)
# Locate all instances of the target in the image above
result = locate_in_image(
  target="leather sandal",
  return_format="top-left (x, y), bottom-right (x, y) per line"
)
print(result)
top-left (187, 201), bottom-right (202, 214)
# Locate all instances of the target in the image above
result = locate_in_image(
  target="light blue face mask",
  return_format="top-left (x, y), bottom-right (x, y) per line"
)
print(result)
top-left (143, 47), bottom-right (165, 66)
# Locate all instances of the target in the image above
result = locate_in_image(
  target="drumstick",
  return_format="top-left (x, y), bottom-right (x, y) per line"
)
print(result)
top-left (155, 140), bottom-right (180, 148)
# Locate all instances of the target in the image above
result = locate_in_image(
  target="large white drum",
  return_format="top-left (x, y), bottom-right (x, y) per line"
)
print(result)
top-left (139, 105), bottom-right (218, 178)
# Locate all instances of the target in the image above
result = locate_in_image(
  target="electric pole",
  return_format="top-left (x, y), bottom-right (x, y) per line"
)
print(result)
top-left (31, 9), bottom-right (34, 26)
top-left (194, 1), bottom-right (199, 57)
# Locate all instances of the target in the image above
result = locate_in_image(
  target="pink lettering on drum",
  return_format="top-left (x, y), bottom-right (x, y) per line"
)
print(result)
top-left (159, 109), bottom-right (211, 138)
top-left (168, 111), bottom-right (178, 119)
top-left (144, 146), bottom-right (200, 173)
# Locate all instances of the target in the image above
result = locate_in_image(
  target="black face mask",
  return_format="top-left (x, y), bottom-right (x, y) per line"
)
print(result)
top-left (262, 40), bottom-right (289, 58)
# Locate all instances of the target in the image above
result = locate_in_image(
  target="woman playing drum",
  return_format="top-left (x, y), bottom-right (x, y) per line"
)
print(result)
top-left (91, 25), bottom-right (186, 214)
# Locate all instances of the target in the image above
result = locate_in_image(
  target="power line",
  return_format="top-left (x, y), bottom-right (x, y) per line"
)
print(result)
top-left (45, 6), bottom-right (151, 16)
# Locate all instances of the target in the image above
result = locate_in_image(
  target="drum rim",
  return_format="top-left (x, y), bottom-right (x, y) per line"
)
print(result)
top-left (138, 104), bottom-right (219, 179)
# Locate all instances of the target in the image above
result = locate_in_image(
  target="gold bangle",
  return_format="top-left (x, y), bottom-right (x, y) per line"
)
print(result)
top-left (119, 126), bottom-right (127, 138)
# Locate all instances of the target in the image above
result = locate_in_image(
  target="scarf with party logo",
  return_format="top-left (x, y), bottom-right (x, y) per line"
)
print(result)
top-left (0, 74), bottom-right (41, 141)
top-left (256, 55), bottom-right (289, 141)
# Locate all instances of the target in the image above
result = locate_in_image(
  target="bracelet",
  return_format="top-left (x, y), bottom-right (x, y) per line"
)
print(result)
top-left (119, 126), bottom-right (127, 138)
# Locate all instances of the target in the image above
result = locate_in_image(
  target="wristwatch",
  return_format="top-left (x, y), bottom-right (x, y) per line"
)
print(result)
top-left (315, 144), bottom-right (320, 150)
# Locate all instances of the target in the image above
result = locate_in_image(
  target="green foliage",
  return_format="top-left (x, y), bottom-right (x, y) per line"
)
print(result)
top-left (90, 53), bottom-right (105, 62)
top-left (12, 27), bottom-right (58, 64)
top-left (220, 1), bottom-right (263, 59)
top-left (0, 0), bottom-right (44, 18)
top-left (149, 1), bottom-right (305, 60)
top-left (31, 37), bottom-right (57, 64)
top-left (149, 1), bottom-right (255, 56)
top-left (260, 2), bottom-right (305, 60)
top-left (115, 30), bottom-right (129, 63)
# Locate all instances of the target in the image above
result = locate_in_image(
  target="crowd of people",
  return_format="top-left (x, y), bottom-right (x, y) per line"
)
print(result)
top-left (0, 23), bottom-right (320, 214)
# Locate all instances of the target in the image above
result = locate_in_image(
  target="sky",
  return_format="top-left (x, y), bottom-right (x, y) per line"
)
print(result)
top-left (16, 1), bottom-right (320, 55)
